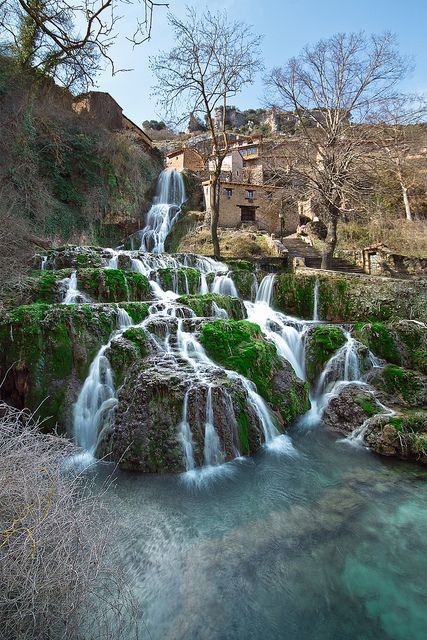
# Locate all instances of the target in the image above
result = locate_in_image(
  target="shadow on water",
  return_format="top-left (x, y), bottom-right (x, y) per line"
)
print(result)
top-left (94, 425), bottom-right (427, 640)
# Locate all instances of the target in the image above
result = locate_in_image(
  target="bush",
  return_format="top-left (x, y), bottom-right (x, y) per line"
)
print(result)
top-left (0, 402), bottom-right (138, 639)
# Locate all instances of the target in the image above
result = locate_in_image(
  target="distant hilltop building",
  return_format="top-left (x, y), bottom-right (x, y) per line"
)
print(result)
top-left (72, 91), bottom-right (153, 149)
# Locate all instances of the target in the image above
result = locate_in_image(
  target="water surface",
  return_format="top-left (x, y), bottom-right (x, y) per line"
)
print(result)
top-left (100, 424), bottom-right (427, 640)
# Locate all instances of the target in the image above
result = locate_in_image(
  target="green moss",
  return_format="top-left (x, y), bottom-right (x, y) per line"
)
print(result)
top-left (157, 267), bottom-right (202, 295)
top-left (354, 322), bottom-right (401, 365)
top-left (177, 293), bottom-right (246, 320)
top-left (273, 274), bottom-right (315, 319)
top-left (0, 303), bottom-right (119, 430)
top-left (122, 327), bottom-right (148, 357)
top-left (230, 270), bottom-right (256, 299)
top-left (305, 325), bottom-right (347, 383)
top-left (370, 364), bottom-right (426, 407)
top-left (224, 259), bottom-right (255, 272)
top-left (200, 320), bottom-right (276, 400)
top-left (358, 399), bottom-right (380, 417)
top-left (119, 302), bottom-right (149, 324)
top-left (76, 268), bottom-right (151, 302)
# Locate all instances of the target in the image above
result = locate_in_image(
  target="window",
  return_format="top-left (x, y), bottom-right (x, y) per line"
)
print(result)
top-left (240, 206), bottom-right (256, 222)
top-left (240, 146), bottom-right (257, 156)
top-left (246, 189), bottom-right (254, 199)
top-left (224, 188), bottom-right (233, 198)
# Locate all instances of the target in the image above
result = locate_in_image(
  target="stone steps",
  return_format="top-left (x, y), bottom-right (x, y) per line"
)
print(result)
top-left (282, 236), bottom-right (364, 274)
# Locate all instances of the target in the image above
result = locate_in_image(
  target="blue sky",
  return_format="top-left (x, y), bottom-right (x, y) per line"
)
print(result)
top-left (96, 0), bottom-right (427, 125)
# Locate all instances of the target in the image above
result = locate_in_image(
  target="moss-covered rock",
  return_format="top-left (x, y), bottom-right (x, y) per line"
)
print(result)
top-left (199, 319), bottom-right (310, 426)
top-left (42, 245), bottom-right (113, 270)
top-left (0, 302), bottom-right (149, 430)
top-left (156, 267), bottom-right (201, 294)
top-left (229, 269), bottom-right (258, 299)
top-left (368, 365), bottom-right (427, 408)
top-left (304, 325), bottom-right (347, 384)
top-left (354, 320), bottom-right (427, 374)
top-left (273, 274), bottom-right (316, 319)
top-left (77, 268), bottom-right (151, 302)
top-left (224, 259), bottom-right (255, 273)
top-left (322, 384), bottom-right (385, 435)
top-left (101, 355), bottom-right (268, 472)
top-left (364, 410), bottom-right (427, 463)
top-left (177, 293), bottom-right (247, 320)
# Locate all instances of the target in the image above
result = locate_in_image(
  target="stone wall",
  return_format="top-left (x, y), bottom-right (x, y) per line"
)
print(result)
top-left (335, 247), bottom-right (427, 277)
top-left (72, 92), bottom-right (123, 130)
top-left (167, 148), bottom-right (205, 172)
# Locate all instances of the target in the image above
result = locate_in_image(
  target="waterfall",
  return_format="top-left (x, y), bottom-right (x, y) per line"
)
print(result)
top-left (212, 301), bottom-right (228, 318)
top-left (139, 169), bottom-right (186, 253)
top-left (73, 308), bottom-right (132, 456)
top-left (313, 279), bottom-right (320, 321)
top-left (41, 256), bottom-right (47, 270)
top-left (255, 274), bottom-right (275, 305)
top-left (203, 387), bottom-right (222, 466)
top-left (211, 274), bottom-right (238, 297)
top-left (179, 391), bottom-right (195, 471)
top-left (61, 270), bottom-right (90, 304)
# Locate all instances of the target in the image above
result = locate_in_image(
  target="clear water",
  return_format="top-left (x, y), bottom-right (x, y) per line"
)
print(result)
top-left (98, 425), bottom-right (427, 640)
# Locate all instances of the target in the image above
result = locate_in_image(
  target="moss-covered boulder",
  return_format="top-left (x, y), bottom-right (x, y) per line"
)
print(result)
top-left (177, 293), bottom-right (247, 320)
top-left (322, 384), bottom-right (385, 435)
top-left (364, 411), bottom-right (427, 463)
top-left (40, 245), bottom-right (114, 270)
top-left (354, 320), bottom-right (427, 374)
top-left (0, 302), bottom-right (149, 430)
top-left (367, 365), bottom-right (427, 408)
top-left (77, 268), bottom-right (151, 302)
top-left (304, 325), bottom-right (347, 384)
top-left (102, 354), bottom-right (268, 472)
top-left (229, 269), bottom-right (258, 300)
top-left (199, 320), bottom-right (310, 426)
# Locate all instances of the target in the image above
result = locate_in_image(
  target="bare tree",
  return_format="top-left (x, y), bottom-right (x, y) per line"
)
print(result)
top-left (266, 32), bottom-right (409, 268)
top-left (0, 0), bottom-right (167, 90)
top-left (375, 95), bottom-right (427, 221)
top-left (151, 7), bottom-right (262, 258)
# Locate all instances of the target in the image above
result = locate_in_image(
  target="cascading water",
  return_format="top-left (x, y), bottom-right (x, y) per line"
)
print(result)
top-left (60, 270), bottom-right (90, 304)
top-left (313, 279), bottom-right (320, 321)
top-left (139, 169), bottom-right (186, 253)
top-left (73, 308), bottom-right (132, 457)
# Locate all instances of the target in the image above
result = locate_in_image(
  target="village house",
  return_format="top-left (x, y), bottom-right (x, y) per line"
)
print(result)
top-left (166, 147), bottom-right (205, 172)
top-left (202, 180), bottom-right (299, 236)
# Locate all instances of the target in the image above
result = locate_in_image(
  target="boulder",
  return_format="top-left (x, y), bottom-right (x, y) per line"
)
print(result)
top-left (322, 383), bottom-right (385, 436)
top-left (367, 365), bottom-right (427, 408)
top-left (177, 293), bottom-right (247, 320)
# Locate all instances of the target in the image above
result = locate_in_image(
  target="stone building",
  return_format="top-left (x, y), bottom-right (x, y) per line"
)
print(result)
top-left (202, 180), bottom-right (299, 236)
top-left (72, 92), bottom-right (123, 130)
top-left (122, 115), bottom-right (153, 149)
top-left (166, 147), bottom-right (205, 172)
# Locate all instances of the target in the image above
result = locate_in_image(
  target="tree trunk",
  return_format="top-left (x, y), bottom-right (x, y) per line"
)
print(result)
top-left (321, 207), bottom-right (338, 270)
top-left (401, 183), bottom-right (412, 221)
top-left (209, 173), bottom-right (221, 258)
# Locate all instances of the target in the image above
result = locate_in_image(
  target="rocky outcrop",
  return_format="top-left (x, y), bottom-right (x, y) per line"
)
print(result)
top-left (354, 319), bottom-right (427, 375)
top-left (367, 365), bottom-right (427, 408)
top-left (322, 384), bottom-right (385, 436)
top-left (364, 411), bottom-right (427, 463)
top-left (36, 245), bottom-right (115, 270)
top-left (274, 271), bottom-right (427, 322)
top-left (304, 325), bottom-right (347, 384)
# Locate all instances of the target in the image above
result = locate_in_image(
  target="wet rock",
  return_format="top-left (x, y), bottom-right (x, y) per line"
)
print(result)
top-left (322, 383), bottom-right (384, 436)
top-left (304, 325), bottom-right (347, 384)
top-left (41, 245), bottom-right (114, 270)
top-left (199, 319), bottom-right (310, 427)
top-left (364, 411), bottom-right (427, 463)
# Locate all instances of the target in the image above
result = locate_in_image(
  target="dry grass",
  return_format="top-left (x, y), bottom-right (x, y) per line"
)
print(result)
top-left (338, 218), bottom-right (427, 258)
top-left (167, 211), bottom-right (277, 258)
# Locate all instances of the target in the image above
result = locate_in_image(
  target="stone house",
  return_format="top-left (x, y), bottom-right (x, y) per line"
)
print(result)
top-left (166, 147), bottom-right (205, 172)
top-left (202, 180), bottom-right (299, 236)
